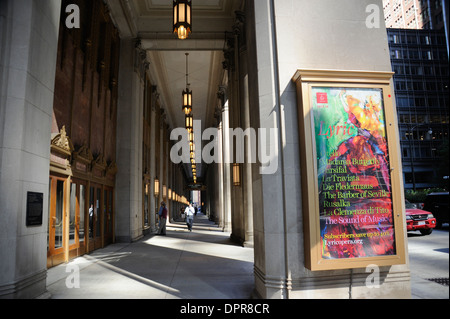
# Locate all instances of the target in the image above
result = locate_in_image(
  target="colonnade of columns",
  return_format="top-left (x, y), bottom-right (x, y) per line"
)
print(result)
top-left (204, 11), bottom-right (254, 247)
top-left (115, 38), bottom-right (189, 243)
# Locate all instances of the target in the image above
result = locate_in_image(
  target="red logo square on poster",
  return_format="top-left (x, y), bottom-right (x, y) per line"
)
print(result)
top-left (317, 92), bottom-right (328, 104)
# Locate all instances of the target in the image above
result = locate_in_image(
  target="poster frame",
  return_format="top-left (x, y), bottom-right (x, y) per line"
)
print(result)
top-left (293, 69), bottom-right (407, 271)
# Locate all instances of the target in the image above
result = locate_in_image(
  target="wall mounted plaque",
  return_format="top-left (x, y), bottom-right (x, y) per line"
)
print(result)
top-left (26, 191), bottom-right (44, 226)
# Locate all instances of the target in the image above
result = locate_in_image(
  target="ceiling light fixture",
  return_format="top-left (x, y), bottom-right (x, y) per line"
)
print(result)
top-left (182, 53), bottom-right (192, 115)
top-left (233, 163), bottom-right (241, 186)
top-left (173, 0), bottom-right (192, 40)
top-left (185, 113), bottom-right (193, 132)
top-left (154, 177), bottom-right (159, 196)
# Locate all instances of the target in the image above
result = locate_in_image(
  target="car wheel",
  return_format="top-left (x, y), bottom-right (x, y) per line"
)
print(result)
top-left (419, 229), bottom-right (433, 236)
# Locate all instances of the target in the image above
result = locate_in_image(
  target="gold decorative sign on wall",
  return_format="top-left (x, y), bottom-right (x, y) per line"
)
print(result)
top-left (293, 69), bottom-right (407, 271)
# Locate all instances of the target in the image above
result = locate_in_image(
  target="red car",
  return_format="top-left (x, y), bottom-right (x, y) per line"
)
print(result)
top-left (405, 201), bottom-right (436, 235)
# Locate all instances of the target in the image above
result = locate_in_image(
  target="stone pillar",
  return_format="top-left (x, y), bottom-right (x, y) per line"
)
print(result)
top-left (115, 39), bottom-right (146, 242)
top-left (217, 120), bottom-right (224, 227)
top-left (230, 10), bottom-right (254, 247)
top-left (219, 86), bottom-right (232, 232)
top-left (149, 88), bottom-right (157, 232)
top-left (242, 70), bottom-right (254, 247)
top-left (249, 0), bottom-right (286, 299)
top-left (158, 112), bottom-right (165, 207)
top-left (229, 21), bottom-right (245, 244)
top-left (165, 125), bottom-right (170, 218)
top-left (246, 0), bottom-right (410, 299)
top-left (0, 0), bottom-right (61, 298)
top-left (209, 108), bottom-right (222, 224)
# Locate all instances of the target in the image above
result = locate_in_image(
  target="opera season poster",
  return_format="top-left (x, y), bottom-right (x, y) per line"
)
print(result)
top-left (311, 87), bottom-right (396, 259)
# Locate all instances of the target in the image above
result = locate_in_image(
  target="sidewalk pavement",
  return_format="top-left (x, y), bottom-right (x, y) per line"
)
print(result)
top-left (45, 212), bottom-right (447, 300)
top-left (46, 212), bottom-right (255, 299)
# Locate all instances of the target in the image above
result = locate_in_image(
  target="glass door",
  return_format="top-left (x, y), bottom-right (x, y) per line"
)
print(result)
top-left (104, 187), bottom-right (114, 245)
top-left (89, 184), bottom-right (103, 251)
top-left (47, 176), bottom-right (67, 267)
top-left (69, 180), bottom-right (87, 256)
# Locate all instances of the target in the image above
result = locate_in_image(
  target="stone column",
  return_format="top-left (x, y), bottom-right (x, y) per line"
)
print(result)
top-left (149, 87), bottom-right (157, 232)
top-left (165, 125), bottom-right (170, 219)
top-left (242, 71), bottom-right (254, 247)
top-left (217, 120), bottom-right (224, 227)
top-left (0, 0), bottom-right (61, 298)
top-left (210, 108), bottom-right (222, 224)
top-left (250, 0), bottom-right (286, 298)
top-left (219, 86), bottom-right (232, 232)
top-left (230, 21), bottom-right (245, 244)
top-left (158, 112), bottom-right (165, 207)
top-left (115, 39), bottom-right (146, 243)
top-left (235, 9), bottom-right (254, 248)
top-left (247, 0), bottom-right (410, 299)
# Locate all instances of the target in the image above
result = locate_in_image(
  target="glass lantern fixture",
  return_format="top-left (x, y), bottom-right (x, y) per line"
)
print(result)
top-left (185, 113), bottom-right (193, 132)
top-left (154, 177), bottom-right (160, 196)
top-left (182, 88), bottom-right (192, 115)
top-left (182, 52), bottom-right (192, 115)
top-left (233, 163), bottom-right (241, 186)
top-left (189, 131), bottom-right (194, 146)
top-left (173, 0), bottom-right (192, 40)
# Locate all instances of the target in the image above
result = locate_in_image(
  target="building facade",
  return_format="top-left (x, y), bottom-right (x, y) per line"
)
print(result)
top-left (387, 28), bottom-right (449, 190)
top-left (1, 0), bottom-right (412, 299)
top-left (383, 0), bottom-right (448, 30)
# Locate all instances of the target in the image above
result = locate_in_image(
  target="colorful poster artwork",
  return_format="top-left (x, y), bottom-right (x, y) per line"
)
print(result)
top-left (312, 87), bottom-right (396, 259)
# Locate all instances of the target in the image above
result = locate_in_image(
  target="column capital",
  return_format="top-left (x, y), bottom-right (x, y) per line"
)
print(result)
top-left (134, 38), bottom-right (150, 80)
top-left (233, 10), bottom-right (245, 36)
top-left (217, 85), bottom-right (228, 106)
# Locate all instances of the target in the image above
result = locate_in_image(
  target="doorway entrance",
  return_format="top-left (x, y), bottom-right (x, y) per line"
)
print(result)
top-left (69, 179), bottom-right (87, 259)
top-left (47, 175), bottom-right (114, 267)
top-left (89, 184), bottom-right (102, 251)
top-left (88, 184), bottom-right (115, 251)
top-left (47, 175), bottom-right (67, 267)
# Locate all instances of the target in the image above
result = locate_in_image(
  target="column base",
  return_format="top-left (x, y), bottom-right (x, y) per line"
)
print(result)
top-left (0, 269), bottom-right (47, 299)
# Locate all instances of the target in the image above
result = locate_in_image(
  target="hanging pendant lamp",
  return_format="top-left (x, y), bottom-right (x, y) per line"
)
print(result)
top-left (182, 88), bottom-right (192, 115)
top-left (154, 177), bottom-right (159, 196)
top-left (182, 53), bottom-right (192, 115)
top-left (185, 113), bottom-right (193, 132)
top-left (233, 163), bottom-right (241, 186)
top-left (188, 131), bottom-right (194, 146)
top-left (173, 0), bottom-right (192, 40)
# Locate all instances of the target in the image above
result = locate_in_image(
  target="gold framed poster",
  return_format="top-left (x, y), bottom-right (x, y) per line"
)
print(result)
top-left (293, 69), bottom-right (407, 271)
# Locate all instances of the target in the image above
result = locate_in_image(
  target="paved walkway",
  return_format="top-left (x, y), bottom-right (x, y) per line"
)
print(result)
top-left (45, 213), bottom-right (447, 300)
top-left (46, 213), bottom-right (255, 299)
